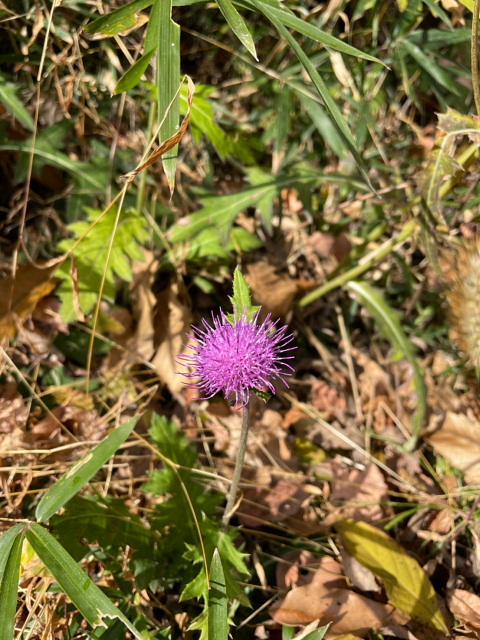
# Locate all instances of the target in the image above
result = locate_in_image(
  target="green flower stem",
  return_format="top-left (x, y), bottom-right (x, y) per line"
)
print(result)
top-left (299, 219), bottom-right (417, 307)
top-left (222, 401), bottom-right (251, 528)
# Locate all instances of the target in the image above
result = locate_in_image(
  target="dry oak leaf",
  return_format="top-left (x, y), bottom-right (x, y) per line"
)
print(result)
top-left (427, 412), bottom-right (480, 484)
top-left (446, 589), bottom-right (480, 631)
top-left (245, 260), bottom-right (300, 318)
top-left (327, 462), bottom-right (389, 524)
top-left (270, 580), bottom-right (393, 636)
top-left (277, 553), bottom-right (345, 591)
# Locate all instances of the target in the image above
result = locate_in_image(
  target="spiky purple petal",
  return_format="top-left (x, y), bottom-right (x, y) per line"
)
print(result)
top-left (177, 309), bottom-right (296, 408)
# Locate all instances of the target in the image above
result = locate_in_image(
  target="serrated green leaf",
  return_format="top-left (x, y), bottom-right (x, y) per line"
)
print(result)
top-left (230, 267), bottom-right (252, 316)
top-left (84, 0), bottom-right (153, 36)
top-left (0, 73), bottom-right (34, 131)
top-left (0, 530), bottom-right (23, 640)
top-left (208, 549), bottom-right (229, 640)
top-left (169, 179), bottom-right (278, 244)
top-left (217, 0), bottom-right (257, 59)
top-left (56, 206), bottom-right (148, 322)
top-left (114, 48), bottom-right (157, 94)
top-left (35, 416), bottom-right (140, 523)
top-left (346, 280), bottom-right (427, 448)
top-left (336, 519), bottom-right (448, 631)
top-left (26, 524), bottom-right (144, 639)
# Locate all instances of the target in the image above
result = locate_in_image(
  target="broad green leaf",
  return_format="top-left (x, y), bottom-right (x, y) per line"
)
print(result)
top-left (336, 519), bottom-right (448, 631)
top-left (208, 549), bottom-right (228, 640)
top-left (155, 0), bottom-right (181, 194)
top-left (56, 206), bottom-right (148, 322)
top-left (84, 0), bottom-right (153, 36)
top-left (0, 529), bottom-right (24, 640)
top-left (169, 183), bottom-right (276, 244)
top-left (217, 0), bottom-right (257, 59)
top-left (182, 225), bottom-right (262, 260)
top-left (114, 47), bottom-right (157, 94)
top-left (35, 416), bottom-right (140, 522)
top-left (26, 524), bottom-right (143, 639)
top-left (346, 280), bottom-right (427, 447)
top-left (0, 73), bottom-right (34, 131)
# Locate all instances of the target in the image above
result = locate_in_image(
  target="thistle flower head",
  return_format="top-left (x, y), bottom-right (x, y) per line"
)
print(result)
top-left (177, 309), bottom-right (296, 408)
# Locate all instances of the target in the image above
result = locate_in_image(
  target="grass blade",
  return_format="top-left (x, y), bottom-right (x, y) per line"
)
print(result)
top-left (248, 0), bottom-right (373, 189)
top-left (114, 48), bottom-right (157, 94)
top-left (84, 0), bottom-right (153, 36)
top-left (346, 280), bottom-right (427, 449)
top-left (217, 0), bottom-right (257, 59)
top-left (0, 73), bottom-right (34, 131)
top-left (155, 0), bottom-right (181, 195)
top-left (26, 523), bottom-right (144, 639)
top-left (241, 0), bottom-right (383, 64)
top-left (35, 416), bottom-right (140, 523)
top-left (0, 528), bottom-right (24, 640)
top-left (208, 549), bottom-right (228, 640)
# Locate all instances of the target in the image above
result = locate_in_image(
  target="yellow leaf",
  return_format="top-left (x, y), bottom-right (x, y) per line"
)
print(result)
top-left (0, 262), bottom-right (58, 339)
top-left (336, 519), bottom-right (448, 632)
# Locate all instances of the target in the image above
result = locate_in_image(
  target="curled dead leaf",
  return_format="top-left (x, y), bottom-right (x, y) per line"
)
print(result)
top-left (428, 412), bottom-right (480, 484)
top-left (446, 588), bottom-right (480, 631)
top-left (245, 260), bottom-right (299, 318)
top-left (270, 580), bottom-right (393, 636)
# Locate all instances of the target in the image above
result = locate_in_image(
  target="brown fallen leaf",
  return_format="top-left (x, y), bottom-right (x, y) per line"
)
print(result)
top-left (340, 546), bottom-right (380, 593)
top-left (428, 412), bottom-right (480, 484)
top-left (307, 231), bottom-right (352, 262)
top-left (276, 553), bottom-right (345, 591)
top-left (151, 277), bottom-right (192, 395)
top-left (270, 580), bottom-right (393, 635)
top-left (245, 260), bottom-right (299, 318)
top-left (0, 383), bottom-right (28, 453)
top-left (0, 262), bottom-right (59, 340)
top-left (327, 462), bottom-right (389, 524)
top-left (446, 589), bottom-right (480, 631)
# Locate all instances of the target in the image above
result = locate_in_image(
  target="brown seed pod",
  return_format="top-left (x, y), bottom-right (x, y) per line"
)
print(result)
top-left (446, 242), bottom-right (480, 370)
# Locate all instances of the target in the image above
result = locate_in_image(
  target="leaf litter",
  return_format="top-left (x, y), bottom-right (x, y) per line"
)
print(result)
top-left (4, 9), bottom-right (480, 639)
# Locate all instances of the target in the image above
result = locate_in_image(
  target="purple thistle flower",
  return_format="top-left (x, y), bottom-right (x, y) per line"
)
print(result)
top-left (177, 309), bottom-right (296, 409)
